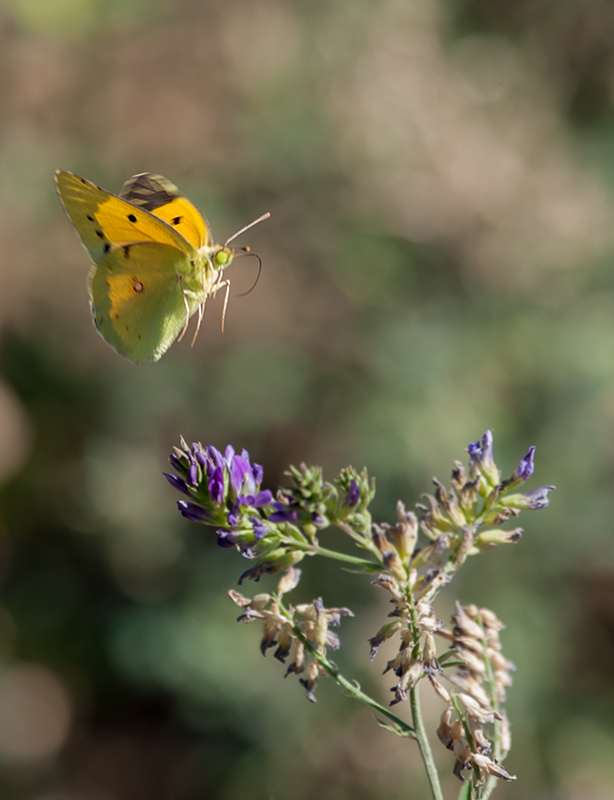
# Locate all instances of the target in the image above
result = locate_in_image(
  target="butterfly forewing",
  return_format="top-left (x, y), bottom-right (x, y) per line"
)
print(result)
top-left (55, 171), bottom-right (197, 263)
top-left (119, 173), bottom-right (211, 250)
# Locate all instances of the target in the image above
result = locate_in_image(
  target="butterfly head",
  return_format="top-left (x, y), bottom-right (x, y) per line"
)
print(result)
top-left (211, 245), bottom-right (234, 269)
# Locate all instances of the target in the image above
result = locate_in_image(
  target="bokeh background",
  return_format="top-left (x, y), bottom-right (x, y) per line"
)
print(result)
top-left (0, 0), bottom-right (613, 798)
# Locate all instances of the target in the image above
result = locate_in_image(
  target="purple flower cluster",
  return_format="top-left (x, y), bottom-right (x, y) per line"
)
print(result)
top-left (164, 443), bottom-right (273, 548)
top-left (467, 430), bottom-right (554, 510)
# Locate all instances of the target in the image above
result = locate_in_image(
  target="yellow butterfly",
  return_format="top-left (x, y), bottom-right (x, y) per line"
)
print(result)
top-left (56, 171), bottom-right (269, 363)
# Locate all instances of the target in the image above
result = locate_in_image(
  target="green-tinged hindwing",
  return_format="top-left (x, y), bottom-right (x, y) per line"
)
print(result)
top-left (90, 242), bottom-right (205, 363)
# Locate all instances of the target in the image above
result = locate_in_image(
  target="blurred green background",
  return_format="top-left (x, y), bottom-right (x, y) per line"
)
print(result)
top-left (0, 0), bottom-right (613, 798)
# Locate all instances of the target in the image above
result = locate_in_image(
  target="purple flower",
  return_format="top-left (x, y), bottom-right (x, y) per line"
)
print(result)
top-left (206, 445), bottom-right (226, 473)
top-left (193, 446), bottom-right (208, 469)
top-left (468, 430), bottom-right (494, 466)
top-left (177, 501), bottom-right (213, 523)
top-left (467, 430), bottom-right (499, 484)
top-left (345, 479), bottom-right (360, 509)
top-left (268, 502), bottom-right (301, 523)
top-left (163, 473), bottom-right (192, 496)
top-left (187, 460), bottom-right (200, 488)
top-left (169, 453), bottom-right (183, 470)
top-left (216, 529), bottom-right (238, 548)
top-left (240, 489), bottom-right (273, 508)
top-left (208, 467), bottom-right (225, 505)
top-left (167, 441), bottom-right (273, 544)
top-left (512, 446), bottom-right (535, 483)
top-left (249, 516), bottom-right (270, 539)
top-left (506, 485), bottom-right (556, 510)
top-left (230, 455), bottom-right (254, 497)
top-left (252, 462), bottom-right (264, 486)
top-left (227, 503), bottom-right (242, 529)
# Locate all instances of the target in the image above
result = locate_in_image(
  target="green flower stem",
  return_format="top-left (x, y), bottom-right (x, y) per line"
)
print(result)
top-left (404, 588), bottom-right (444, 800)
top-left (291, 540), bottom-right (381, 571)
top-left (277, 599), bottom-right (414, 737)
top-left (410, 684), bottom-right (444, 800)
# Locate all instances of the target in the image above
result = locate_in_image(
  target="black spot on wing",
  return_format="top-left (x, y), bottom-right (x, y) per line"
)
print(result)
top-left (104, 243), bottom-right (111, 254)
top-left (123, 245), bottom-right (131, 259)
top-left (172, 216), bottom-right (181, 225)
top-left (95, 230), bottom-right (104, 238)
top-left (128, 214), bottom-right (137, 223)
top-left (87, 215), bottom-right (94, 221)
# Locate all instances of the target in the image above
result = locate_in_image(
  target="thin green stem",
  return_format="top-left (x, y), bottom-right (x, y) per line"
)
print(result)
top-left (290, 540), bottom-right (381, 571)
top-left (410, 684), bottom-right (444, 800)
top-left (278, 599), bottom-right (414, 737)
top-left (403, 587), bottom-right (444, 800)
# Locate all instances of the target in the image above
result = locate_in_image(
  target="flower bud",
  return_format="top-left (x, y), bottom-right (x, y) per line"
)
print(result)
top-left (277, 567), bottom-right (302, 596)
top-left (368, 620), bottom-right (403, 660)
top-left (428, 675), bottom-right (451, 703)
top-left (437, 706), bottom-right (454, 749)
top-left (476, 527), bottom-right (522, 547)
top-left (504, 485), bottom-right (555, 510)
top-left (467, 430), bottom-right (499, 488)
top-left (299, 660), bottom-right (321, 703)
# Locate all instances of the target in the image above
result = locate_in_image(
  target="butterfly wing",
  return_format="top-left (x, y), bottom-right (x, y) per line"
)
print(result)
top-left (55, 170), bottom-right (198, 262)
top-left (119, 173), bottom-right (211, 250)
top-left (90, 241), bottom-right (205, 363)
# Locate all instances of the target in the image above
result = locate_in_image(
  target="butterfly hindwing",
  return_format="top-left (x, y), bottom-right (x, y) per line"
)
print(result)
top-left (55, 170), bottom-right (197, 262)
top-left (119, 173), bottom-right (211, 249)
top-left (90, 241), bottom-right (205, 363)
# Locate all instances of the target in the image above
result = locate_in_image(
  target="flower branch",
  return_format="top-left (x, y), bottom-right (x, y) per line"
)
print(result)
top-left (164, 430), bottom-right (554, 798)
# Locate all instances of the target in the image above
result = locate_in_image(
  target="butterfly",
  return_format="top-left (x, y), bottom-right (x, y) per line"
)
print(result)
top-left (56, 170), bottom-right (270, 363)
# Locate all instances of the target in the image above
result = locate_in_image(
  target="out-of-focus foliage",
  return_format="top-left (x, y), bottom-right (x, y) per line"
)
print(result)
top-left (0, 0), bottom-right (613, 798)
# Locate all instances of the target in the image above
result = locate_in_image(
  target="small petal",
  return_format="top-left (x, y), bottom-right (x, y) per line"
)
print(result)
top-left (249, 516), bottom-right (270, 539)
top-left (345, 479), bottom-right (360, 509)
top-left (187, 461), bottom-right (200, 487)
top-left (177, 500), bottom-right (212, 523)
top-left (168, 453), bottom-right (183, 470)
top-left (206, 445), bottom-right (226, 471)
top-left (163, 473), bottom-right (192, 496)
top-left (216, 529), bottom-right (238, 548)
top-left (251, 489), bottom-right (273, 507)
top-left (252, 461), bottom-right (264, 487)
top-left (227, 503), bottom-right (243, 529)
top-left (506, 485), bottom-right (555, 510)
top-left (468, 430), bottom-right (499, 485)
top-left (208, 466), bottom-right (225, 505)
top-left (268, 503), bottom-right (300, 523)
top-left (230, 455), bottom-right (253, 496)
top-left (513, 446), bottom-right (535, 482)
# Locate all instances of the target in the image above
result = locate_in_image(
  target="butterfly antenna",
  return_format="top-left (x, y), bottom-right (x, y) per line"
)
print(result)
top-left (234, 251), bottom-right (263, 297)
top-left (224, 212), bottom-right (271, 246)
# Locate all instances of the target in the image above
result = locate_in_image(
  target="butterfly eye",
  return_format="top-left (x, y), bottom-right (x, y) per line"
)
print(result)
top-left (214, 250), bottom-right (230, 267)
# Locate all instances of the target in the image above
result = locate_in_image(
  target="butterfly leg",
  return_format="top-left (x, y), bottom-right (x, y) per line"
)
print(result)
top-left (219, 279), bottom-right (231, 333)
top-left (189, 264), bottom-right (209, 347)
top-left (177, 290), bottom-right (191, 343)
top-left (190, 299), bottom-right (206, 347)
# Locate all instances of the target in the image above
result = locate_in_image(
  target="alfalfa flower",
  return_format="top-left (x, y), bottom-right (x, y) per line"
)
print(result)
top-left (165, 439), bottom-right (274, 550)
